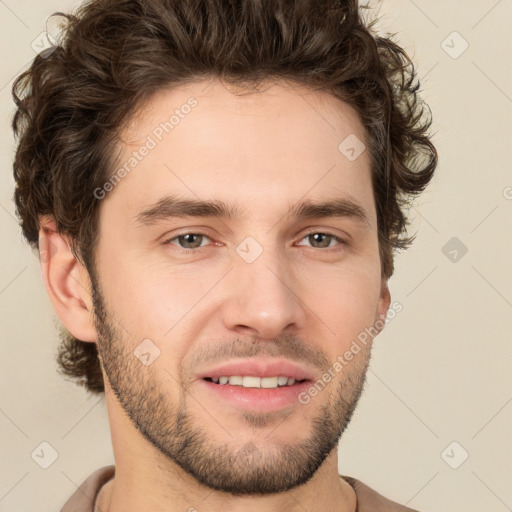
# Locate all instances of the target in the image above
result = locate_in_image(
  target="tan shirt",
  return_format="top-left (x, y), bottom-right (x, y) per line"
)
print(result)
top-left (60, 465), bottom-right (421, 511)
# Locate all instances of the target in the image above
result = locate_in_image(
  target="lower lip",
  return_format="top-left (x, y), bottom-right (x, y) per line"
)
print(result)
top-left (197, 379), bottom-right (311, 413)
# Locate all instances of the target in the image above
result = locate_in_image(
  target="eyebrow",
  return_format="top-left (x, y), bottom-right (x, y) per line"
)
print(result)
top-left (134, 194), bottom-right (371, 228)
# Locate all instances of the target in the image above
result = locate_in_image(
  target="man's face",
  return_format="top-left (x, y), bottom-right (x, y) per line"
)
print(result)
top-left (90, 79), bottom-right (390, 494)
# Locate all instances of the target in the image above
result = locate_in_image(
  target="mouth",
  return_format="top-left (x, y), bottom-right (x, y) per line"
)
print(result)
top-left (203, 376), bottom-right (308, 388)
top-left (196, 357), bottom-right (315, 383)
top-left (195, 359), bottom-right (315, 412)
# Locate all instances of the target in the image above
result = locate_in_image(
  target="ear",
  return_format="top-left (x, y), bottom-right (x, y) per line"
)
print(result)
top-left (375, 277), bottom-right (391, 335)
top-left (38, 215), bottom-right (97, 342)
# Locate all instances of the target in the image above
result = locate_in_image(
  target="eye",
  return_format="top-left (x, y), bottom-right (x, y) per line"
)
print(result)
top-left (296, 231), bottom-right (346, 250)
top-left (161, 230), bottom-right (346, 254)
top-left (163, 232), bottom-right (212, 251)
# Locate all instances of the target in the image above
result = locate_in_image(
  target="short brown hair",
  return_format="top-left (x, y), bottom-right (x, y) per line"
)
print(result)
top-left (11, 0), bottom-right (437, 394)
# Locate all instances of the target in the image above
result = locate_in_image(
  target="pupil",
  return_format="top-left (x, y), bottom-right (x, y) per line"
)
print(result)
top-left (180, 234), bottom-right (202, 248)
top-left (311, 233), bottom-right (330, 248)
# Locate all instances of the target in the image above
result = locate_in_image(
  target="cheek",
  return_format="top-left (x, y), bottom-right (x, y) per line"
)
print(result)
top-left (303, 263), bottom-right (382, 348)
top-left (98, 238), bottom-right (382, 352)
top-left (99, 255), bottom-right (214, 342)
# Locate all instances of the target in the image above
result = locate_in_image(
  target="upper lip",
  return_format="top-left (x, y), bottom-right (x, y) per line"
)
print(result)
top-left (196, 358), bottom-right (315, 382)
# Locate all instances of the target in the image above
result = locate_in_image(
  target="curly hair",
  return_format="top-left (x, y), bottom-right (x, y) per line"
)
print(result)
top-left (11, 0), bottom-right (437, 394)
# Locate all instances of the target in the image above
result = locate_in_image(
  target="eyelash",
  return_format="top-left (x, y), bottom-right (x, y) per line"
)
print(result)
top-left (162, 230), bottom-right (347, 254)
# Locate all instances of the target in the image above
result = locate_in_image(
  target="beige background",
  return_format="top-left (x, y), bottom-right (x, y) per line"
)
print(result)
top-left (1, 1), bottom-right (511, 511)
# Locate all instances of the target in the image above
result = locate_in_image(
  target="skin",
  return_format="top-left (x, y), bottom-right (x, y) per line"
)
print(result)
top-left (39, 78), bottom-right (391, 512)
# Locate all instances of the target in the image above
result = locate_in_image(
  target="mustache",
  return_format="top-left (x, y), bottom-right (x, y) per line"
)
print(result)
top-left (185, 333), bottom-right (330, 373)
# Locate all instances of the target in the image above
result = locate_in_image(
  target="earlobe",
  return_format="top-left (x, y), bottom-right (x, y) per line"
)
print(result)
top-left (376, 278), bottom-right (391, 334)
top-left (38, 215), bottom-right (97, 342)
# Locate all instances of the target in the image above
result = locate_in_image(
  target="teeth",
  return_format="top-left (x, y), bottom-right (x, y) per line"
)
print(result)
top-left (243, 376), bottom-right (261, 388)
top-left (213, 375), bottom-right (299, 388)
top-left (261, 377), bottom-right (278, 388)
top-left (277, 376), bottom-right (288, 386)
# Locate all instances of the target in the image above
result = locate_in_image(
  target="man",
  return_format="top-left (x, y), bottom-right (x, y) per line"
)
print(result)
top-left (11, 0), bottom-right (437, 510)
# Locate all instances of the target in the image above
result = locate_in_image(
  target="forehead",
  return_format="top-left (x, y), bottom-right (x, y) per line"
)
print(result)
top-left (106, 78), bottom-right (375, 229)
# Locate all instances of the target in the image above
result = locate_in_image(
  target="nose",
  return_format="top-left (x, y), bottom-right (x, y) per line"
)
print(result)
top-left (220, 243), bottom-right (306, 340)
